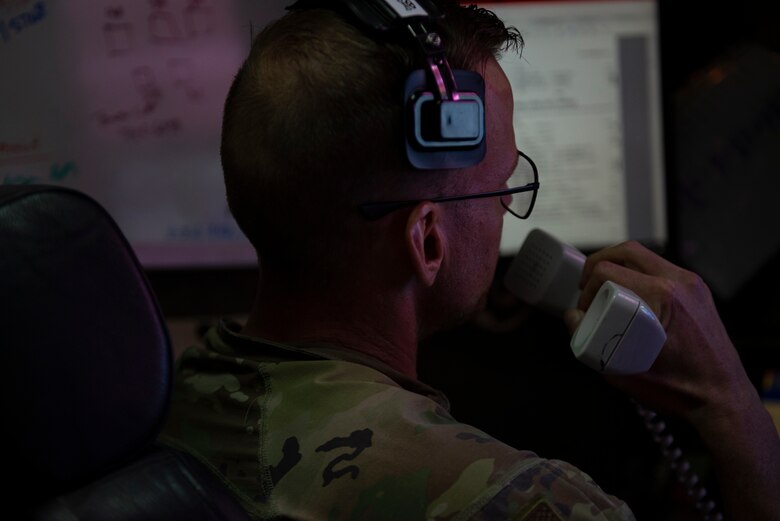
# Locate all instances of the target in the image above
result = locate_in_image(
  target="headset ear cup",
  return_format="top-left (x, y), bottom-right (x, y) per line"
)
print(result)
top-left (404, 69), bottom-right (487, 170)
top-left (291, 1), bottom-right (487, 170)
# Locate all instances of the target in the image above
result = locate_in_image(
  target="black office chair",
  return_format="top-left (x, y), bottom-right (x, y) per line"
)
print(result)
top-left (0, 185), bottom-right (250, 520)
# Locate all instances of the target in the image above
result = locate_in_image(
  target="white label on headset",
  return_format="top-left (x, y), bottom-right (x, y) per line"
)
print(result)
top-left (383, 0), bottom-right (427, 18)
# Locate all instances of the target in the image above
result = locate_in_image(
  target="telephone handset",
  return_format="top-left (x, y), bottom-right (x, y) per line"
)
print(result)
top-left (503, 228), bottom-right (666, 374)
top-left (504, 228), bottom-right (723, 520)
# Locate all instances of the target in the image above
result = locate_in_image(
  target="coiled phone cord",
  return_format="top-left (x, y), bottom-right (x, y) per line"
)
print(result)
top-left (634, 401), bottom-right (724, 521)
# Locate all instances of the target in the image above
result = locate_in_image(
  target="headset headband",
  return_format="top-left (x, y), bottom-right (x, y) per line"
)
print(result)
top-left (287, 0), bottom-right (486, 169)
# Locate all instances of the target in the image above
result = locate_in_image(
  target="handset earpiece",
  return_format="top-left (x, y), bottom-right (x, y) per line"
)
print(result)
top-left (504, 228), bottom-right (665, 374)
top-left (570, 280), bottom-right (665, 374)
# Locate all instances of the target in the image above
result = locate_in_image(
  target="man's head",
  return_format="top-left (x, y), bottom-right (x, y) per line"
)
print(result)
top-left (222, 1), bottom-right (522, 329)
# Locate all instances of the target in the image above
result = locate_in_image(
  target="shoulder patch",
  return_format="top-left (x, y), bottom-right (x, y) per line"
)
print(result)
top-left (518, 499), bottom-right (565, 521)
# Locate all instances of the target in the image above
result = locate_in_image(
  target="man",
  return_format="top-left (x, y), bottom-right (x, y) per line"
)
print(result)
top-left (161, 2), bottom-right (780, 519)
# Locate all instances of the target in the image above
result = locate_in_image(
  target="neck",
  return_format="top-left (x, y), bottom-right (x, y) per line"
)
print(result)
top-left (241, 274), bottom-right (421, 378)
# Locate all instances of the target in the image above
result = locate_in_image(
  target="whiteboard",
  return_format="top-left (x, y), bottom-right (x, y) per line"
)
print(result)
top-left (0, 0), bottom-right (289, 267)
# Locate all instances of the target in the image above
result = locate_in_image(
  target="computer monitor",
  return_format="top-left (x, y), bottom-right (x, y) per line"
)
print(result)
top-left (0, 0), bottom-right (665, 267)
top-left (479, 0), bottom-right (667, 255)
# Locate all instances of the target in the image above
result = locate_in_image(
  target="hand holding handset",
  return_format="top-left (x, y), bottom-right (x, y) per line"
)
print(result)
top-left (504, 228), bottom-right (666, 374)
top-left (504, 229), bottom-right (722, 520)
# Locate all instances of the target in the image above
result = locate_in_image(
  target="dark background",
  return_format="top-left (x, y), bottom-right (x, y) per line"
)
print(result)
top-left (146, 1), bottom-right (780, 519)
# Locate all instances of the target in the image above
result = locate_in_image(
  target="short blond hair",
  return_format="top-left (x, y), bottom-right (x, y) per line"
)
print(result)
top-left (222, 2), bottom-right (522, 274)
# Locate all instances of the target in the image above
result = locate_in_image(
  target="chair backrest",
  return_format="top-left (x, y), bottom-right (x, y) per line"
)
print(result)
top-left (0, 185), bottom-right (249, 520)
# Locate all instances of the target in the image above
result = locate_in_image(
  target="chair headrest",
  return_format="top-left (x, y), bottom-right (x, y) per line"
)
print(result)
top-left (0, 185), bottom-right (172, 498)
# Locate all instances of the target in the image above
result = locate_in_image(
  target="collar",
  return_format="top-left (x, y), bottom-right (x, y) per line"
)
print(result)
top-left (208, 319), bottom-right (451, 410)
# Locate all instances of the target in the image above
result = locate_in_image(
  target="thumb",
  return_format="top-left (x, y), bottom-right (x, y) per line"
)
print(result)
top-left (563, 308), bottom-right (585, 335)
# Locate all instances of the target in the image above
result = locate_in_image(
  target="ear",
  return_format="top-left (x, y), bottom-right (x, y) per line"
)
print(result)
top-left (405, 201), bottom-right (445, 287)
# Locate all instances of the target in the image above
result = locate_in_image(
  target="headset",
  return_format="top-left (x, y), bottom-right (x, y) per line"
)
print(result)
top-left (288, 0), bottom-right (486, 170)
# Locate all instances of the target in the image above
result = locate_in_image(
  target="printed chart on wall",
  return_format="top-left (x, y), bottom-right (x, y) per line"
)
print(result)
top-left (0, 0), bottom-right (289, 267)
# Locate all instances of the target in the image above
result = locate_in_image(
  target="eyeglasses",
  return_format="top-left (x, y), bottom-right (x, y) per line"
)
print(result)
top-left (358, 149), bottom-right (540, 221)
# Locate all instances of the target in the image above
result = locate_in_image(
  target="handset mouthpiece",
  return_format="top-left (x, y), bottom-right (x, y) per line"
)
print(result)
top-left (503, 228), bottom-right (585, 316)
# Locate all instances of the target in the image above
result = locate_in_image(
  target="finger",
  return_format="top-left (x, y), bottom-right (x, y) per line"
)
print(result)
top-left (580, 240), bottom-right (680, 288)
top-left (578, 260), bottom-right (662, 313)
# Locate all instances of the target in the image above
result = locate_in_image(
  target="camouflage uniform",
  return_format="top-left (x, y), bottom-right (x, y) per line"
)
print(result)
top-left (161, 320), bottom-right (635, 521)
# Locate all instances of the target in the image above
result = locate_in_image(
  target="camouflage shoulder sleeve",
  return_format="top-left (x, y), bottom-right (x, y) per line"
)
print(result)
top-left (161, 341), bottom-right (635, 521)
top-left (459, 458), bottom-right (635, 521)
